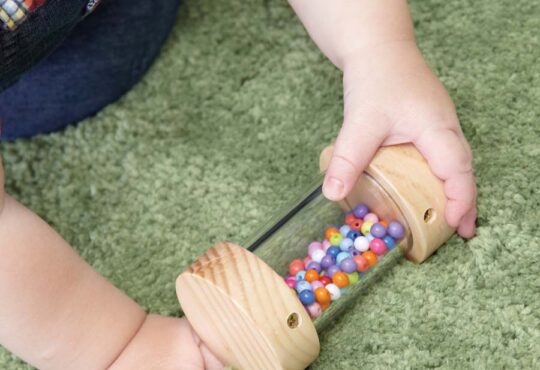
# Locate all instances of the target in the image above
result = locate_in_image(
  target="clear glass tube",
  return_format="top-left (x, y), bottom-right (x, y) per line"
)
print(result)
top-left (244, 174), bottom-right (411, 333)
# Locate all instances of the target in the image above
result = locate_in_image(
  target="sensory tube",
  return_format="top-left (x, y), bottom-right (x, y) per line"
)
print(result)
top-left (176, 144), bottom-right (455, 370)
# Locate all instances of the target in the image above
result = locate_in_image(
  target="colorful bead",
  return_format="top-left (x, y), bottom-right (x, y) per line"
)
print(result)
top-left (325, 283), bottom-right (341, 301)
top-left (319, 276), bottom-right (332, 286)
top-left (362, 251), bottom-right (378, 267)
top-left (295, 270), bottom-right (306, 281)
top-left (311, 249), bottom-right (326, 263)
top-left (365, 233), bottom-right (374, 242)
top-left (299, 290), bottom-right (315, 305)
top-left (361, 221), bottom-right (374, 235)
top-left (320, 300), bottom-right (331, 310)
top-left (327, 245), bottom-right (341, 256)
top-left (289, 259), bottom-right (304, 276)
top-left (314, 287), bottom-right (331, 305)
top-left (307, 241), bottom-right (323, 257)
top-left (303, 256), bottom-right (312, 269)
top-left (350, 219), bottom-right (363, 231)
top-left (320, 255), bottom-right (335, 270)
top-left (329, 233), bottom-right (343, 246)
top-left (353, 203), bottom-right (369, 218)
top-left (325, 227), bottom-right (340, 240)
top-left (296, 281), bottom-right (312, 293)
top-left (347, 230), bottom-right (361, 240)
top-left (305, 269), bottom-right (320, 282)
top-left (339, 237), bottom-right (354, 251)
top-left (379, 220), bottom-right (389, 228)
top-left (383, 235), bottom-right (396, 249)
top-left (340, 258), bottom-right (357, 273)
top-left (336, 252), bottom-right (350, 265)
top-left (306, 302), bottom-right (322, 318)
top-left (306, 261), bottom-right (322, 273)
top-left (332, 271), bottom-right (349, 288)
top-left (347, 272), bottom-right (359, 285)
top-left (370, 222), bottom-right (386, 238)
top-left (345, 213), bottom-right (358, 226)
top-left (364, 212), bottom-right (379, 223)
top-left (326, 265), bottom-right (341, 278)
top-left (353, 255), bottom-right (369, 272)
top-left (388, 221), bottom-right (405, 239)
top-left (354, 236), bottom-right (370, 252)
top-left (339, 225), bottom-right (351, 236)
top-left (285, 277), bottom-right (297, 289)
top-left (322, 239), bottom-right (331, 251)
top-left (370, 238), bottom-right (387, 255)
top-left (311, 281), bottom-right (324, 291)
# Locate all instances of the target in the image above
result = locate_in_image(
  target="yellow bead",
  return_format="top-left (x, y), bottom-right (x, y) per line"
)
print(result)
top-left (361, 221), bottom-right (374, 235)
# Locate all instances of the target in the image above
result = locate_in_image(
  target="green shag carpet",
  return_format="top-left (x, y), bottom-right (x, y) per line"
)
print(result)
top-left (1, 0), bottom-right (539, 368)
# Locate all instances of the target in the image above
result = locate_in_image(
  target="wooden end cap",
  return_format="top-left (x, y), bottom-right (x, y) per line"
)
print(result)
top-left (176, 242), bottom-right (320, 370)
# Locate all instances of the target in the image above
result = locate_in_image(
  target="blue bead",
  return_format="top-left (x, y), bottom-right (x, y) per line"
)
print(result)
top-left (296, 281), bottom-right (312, 293)
top-left (339, 238), bottom-right (354, 251)
top-left (299, 290), bottom-right (315, 305)
top-left (336, 252), bottom-right (350, 265)
top-left (295, 270), bottom-right (306, 281)
top-left (339, 225), bottom-right (352, 236)
top-left (306, 261), bottom-right (322, 273)
top-left (326, 246), bottom-right (340, 258)
top-left (383, 235), bottom-right (396, 249)
top-left (347, 230), bottom-right (361, 240)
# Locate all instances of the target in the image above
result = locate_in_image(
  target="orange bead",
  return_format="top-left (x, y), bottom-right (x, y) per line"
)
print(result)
top-left (362, 251), bottom-right (378, 267)
top-left (379, 220), bottom-right (388, 228)
top-left (314, 287), bottom-right (331, 305)
top-left (353, 255), bottom-right (370, 272)
top-left (344, 213), bottom-right (358, 226)
top-left (319, 300), bottom-right (331, 310)
top-left (332, 271), bottom-right (350, 288)
top-left (325, 227), bottom-right (340, 240)
top-left (305, 269), bottom-right (320, 283)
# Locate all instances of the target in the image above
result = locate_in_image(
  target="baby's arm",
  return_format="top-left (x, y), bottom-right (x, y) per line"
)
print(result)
top-left (0, 158), bottom-right (221, 370)
top-left (290, 0), bottom-right (477, 237)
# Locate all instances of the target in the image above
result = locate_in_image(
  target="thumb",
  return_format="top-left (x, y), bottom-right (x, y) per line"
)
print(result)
top-left (323, 111), bottom-right (391, 201)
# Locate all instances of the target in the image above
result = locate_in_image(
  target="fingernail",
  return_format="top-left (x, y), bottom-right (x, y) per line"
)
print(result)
top-left (324, 177), bottom-right (344, 200)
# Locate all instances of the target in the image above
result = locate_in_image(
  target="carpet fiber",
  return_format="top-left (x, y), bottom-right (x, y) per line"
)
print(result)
top-left (1, 0), bottom-right (539, 368)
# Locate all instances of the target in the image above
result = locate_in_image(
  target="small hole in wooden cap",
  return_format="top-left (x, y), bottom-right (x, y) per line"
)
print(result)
top-left (424, 208), bottom-right (435, 223)
top-left (287, 313), bottom-right (300, 329)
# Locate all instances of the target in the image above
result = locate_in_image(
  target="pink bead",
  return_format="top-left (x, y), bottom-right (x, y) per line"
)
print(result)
top-left (311, 281), bottom-right (324, 291)
top-left (370, 238), bottom-right (387, 255)
top-left (364, 212), bottom-right (379, 223)
top-left (306, 302), bottom-right (322, 318)
top-left (308, 241), bottom-right (323, 257)
top-left (303, 256), bottom-right (312, 269)
top-left (285, 277), bottom-right (297, 289)
top-left (322, 239), bottom-right (331, 252)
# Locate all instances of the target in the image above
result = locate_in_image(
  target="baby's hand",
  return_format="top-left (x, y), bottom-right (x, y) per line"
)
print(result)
top-left (109, 315), bottom-right (222, 370)
top-left (323, 41), bottom-right (476, 238)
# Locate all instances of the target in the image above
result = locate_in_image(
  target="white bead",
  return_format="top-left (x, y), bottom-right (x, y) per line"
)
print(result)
top-left (311, 249), bottom-right (326, 263)
top-left (354, 236), bottom-right (370, 252)
top-left (326, 283), bottom-right (341, 301)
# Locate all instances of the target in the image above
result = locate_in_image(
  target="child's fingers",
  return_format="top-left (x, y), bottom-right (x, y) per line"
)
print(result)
top-left (458, 205), bottom-right (477, 238)
top-left (415, 127), bottom-right (477, 233)
top-left (323, 111), bottom-right (391, 200)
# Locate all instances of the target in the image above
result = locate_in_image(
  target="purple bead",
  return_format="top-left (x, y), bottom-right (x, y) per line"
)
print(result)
top-left (306, 261), bottom-right (322, 273)
top-left (326, 246), bottom-right (340, 258)
top-left (340, 258), bottom-right (357, 273)
top-left (353, 203), bottom-right (369, 218)
top-left (326, 265), bottom-right (341, 278)
top-left (370, 223), bottom-right (386, 238)
top-left (388, 221), bottom-right (405, 239)
top-left (307, 241), bottom-right (323, 257)
top-left (320, 255), bottom-right (335, 270)
top-left (348, 247), bottom-right (361, 257)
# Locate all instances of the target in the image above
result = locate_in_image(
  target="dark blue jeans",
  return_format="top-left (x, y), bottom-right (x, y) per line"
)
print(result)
top-left (0, 0), bottom-right (180, 140)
